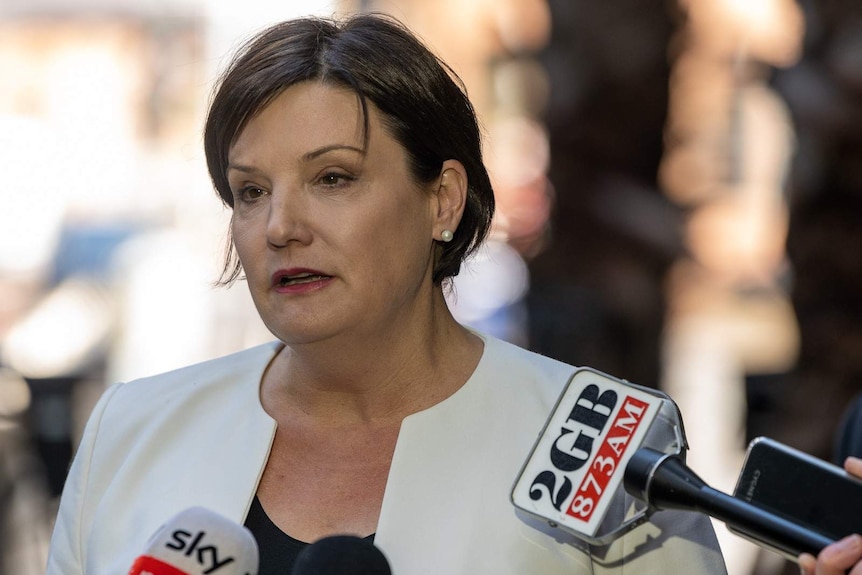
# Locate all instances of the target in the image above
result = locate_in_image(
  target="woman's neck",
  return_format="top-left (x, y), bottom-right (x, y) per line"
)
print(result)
top-left (259, 311), bottom-right (484, 426)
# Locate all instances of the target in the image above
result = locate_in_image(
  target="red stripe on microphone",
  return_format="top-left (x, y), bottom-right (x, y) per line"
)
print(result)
top-left (128, 554), bottom-right (190, 575)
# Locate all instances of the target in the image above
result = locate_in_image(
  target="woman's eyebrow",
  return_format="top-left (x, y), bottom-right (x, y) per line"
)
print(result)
top-left (227, 144), bottom-right (366, 174)
top-left (302, 144), bottom-right (366, 161)
top-left (226, 163), bottom-right (263, 175)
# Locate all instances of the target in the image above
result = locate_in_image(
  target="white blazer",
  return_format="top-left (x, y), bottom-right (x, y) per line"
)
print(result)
top-left (46, 334), bottom-right (727, 575)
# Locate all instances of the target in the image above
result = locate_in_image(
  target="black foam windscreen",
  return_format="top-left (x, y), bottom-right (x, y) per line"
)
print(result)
top-left (291, 535), bottom-right (391, 575)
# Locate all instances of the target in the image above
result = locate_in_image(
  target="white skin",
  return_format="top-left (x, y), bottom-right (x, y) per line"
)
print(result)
top-left (798, 457), bottom-right (862, 575)
top-left (226, 80), bottom-right (484, 541)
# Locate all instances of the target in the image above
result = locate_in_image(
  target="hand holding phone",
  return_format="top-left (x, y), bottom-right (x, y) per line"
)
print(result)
top-left (732, 438), bottom-right (862, 561)
top-left (798, 457), bottom-right (862, 575)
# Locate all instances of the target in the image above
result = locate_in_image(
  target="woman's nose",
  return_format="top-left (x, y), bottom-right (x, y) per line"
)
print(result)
top-left (265, 189), bottom-right (312, 247)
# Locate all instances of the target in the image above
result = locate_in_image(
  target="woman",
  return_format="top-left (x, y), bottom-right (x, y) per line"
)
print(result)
top-left (46, 14), bottom-right (726, 574)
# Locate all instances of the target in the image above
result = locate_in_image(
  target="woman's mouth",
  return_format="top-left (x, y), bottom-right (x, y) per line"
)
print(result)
top-left (271, 270), bottom-right (333, 292)
top-left (277, 272), bottom-right (329, 286)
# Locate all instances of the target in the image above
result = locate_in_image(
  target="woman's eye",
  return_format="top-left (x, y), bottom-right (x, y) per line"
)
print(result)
top-left (318, 172), bottom-right (354, 187)
top-left (237, 186), bottom-right (265, 202)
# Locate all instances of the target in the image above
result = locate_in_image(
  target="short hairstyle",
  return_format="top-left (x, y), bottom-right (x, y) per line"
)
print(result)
top-left (204, 13), bottom-right (495, 285)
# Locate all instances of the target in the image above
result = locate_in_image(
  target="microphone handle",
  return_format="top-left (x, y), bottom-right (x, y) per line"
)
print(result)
top-left (696, 485), bottom-right (834, 557)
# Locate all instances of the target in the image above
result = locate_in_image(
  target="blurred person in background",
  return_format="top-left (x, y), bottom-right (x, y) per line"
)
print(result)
top-left (0, 115), bottom-right (153, 499)
top-left (747, 2), bottom-right (862, 572)
top-left (527, 0), bottom-right (681, 392)
top-left (0, 115), bottom-right (157, 575)
top-left (764, 0), bottom-right (862, 462)
top-left (0, 115), bottom-right (71, 575)
top-left (45, 13), bottom-right (726, 575)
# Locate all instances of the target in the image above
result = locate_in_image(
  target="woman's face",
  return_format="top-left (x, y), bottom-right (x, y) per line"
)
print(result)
top-left (227, 82), bottom-right (442, 345)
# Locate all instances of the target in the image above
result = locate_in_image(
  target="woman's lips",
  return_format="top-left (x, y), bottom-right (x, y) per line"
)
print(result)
top-left (271, 269), bottom-right (333, 293)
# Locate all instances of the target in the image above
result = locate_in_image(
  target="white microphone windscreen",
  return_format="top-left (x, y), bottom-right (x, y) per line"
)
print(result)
top-left (128, 507), bottom-right (259, 575)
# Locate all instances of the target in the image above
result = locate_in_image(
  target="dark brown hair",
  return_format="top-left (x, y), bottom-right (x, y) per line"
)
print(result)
top-left (204, 13), bottom-right (494, 284)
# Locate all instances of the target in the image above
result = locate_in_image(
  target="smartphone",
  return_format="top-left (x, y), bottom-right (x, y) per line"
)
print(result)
top-left (730, 436), bottom-right (862, 558)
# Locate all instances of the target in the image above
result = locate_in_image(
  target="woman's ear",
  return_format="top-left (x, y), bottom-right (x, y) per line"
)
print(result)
top-left (432, 159), bottom-right (468, 241)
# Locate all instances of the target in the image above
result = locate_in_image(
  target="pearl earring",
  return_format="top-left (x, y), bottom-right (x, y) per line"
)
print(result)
top-left (441, 229), bottom-right (454, 242)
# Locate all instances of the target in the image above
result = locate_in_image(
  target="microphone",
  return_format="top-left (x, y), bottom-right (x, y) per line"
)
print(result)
top-left (511, 367), bottom-right (681, 544)
top-left (291, 535), bottom-right (391, 575)
top-left (623, 447), bottom-right (835, 557)
top-left (128, 507), bottom-right (259, 575)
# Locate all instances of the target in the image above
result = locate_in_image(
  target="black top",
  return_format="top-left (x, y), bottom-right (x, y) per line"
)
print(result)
top-left (244, 496), bottom-right (309, 574)
top-left (244, 496), bottom-right (375, 574)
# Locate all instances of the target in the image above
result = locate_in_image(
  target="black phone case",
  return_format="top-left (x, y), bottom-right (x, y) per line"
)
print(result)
top-left (730, 436), bottom-right (862, 556)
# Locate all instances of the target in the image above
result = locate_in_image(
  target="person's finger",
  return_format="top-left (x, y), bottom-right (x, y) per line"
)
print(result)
top-left (815, 534), bottom-right (862, 575)
top-left (844, 456), bottom-right (862, 478)
top-left (798, 552), bottom-right (816, 575)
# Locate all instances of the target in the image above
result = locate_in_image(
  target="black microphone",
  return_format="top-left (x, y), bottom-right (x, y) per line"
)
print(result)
top-left (623, 447), bottom-right (835, 557)
top-left (291, 535), bottom-right (391, 575)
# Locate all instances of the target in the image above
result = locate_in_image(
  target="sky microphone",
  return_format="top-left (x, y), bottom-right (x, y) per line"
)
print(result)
top-left (128, 507), bottom-right (259, 575)
top-left (291, 535), bottom-right (392, 575)
top-left (623, 446), bottom-right (835, 557)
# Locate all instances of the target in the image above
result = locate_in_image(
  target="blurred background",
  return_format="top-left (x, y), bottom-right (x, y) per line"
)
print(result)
top-left (0, 0), bottom-right (860, 573)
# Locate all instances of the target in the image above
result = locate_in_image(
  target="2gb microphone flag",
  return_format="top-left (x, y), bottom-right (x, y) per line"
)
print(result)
top-left (512, 367), bottom-right (682, 545)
